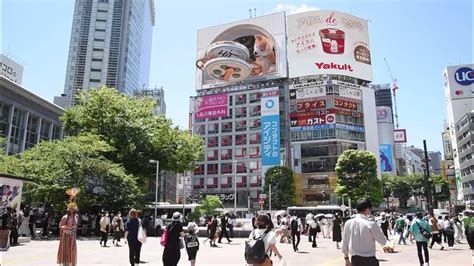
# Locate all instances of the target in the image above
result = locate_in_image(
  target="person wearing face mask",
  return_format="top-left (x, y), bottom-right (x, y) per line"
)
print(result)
top-left (342, 198), bottom-right (392, 266)
top-left (57, 202), bottom-right (79, 266)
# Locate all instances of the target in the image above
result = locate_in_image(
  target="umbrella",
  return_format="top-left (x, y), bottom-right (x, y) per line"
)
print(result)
top-left (224, 211), bottom-right (237, 219)
top-left (325, 214), bottom-right (335, 218)
top-left (315, 214), bottom-right (325, 218)
top-left (275, 210), bottom-right (286, 217)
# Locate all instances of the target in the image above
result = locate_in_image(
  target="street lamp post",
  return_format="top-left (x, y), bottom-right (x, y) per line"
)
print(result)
top-left (149, 159), bottom-right (159, 221)
top-left (233, 160), bottom-right (237, 212)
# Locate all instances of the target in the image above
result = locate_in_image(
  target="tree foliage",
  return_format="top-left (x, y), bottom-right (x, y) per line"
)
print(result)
top-left (335, 150), bottom-right (383, 206)
top-left (61, 87), bottom-right (204, 179)
top-left (263, 166), bottom-right (295, 209)
top-left (189, 195), bottom-right (222, 222)
top-left (0, 134), bottom-right (141, 214)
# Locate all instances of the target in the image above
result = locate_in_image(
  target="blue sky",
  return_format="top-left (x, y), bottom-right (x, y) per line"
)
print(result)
top-left (2, 0), bottom-right (472, 153)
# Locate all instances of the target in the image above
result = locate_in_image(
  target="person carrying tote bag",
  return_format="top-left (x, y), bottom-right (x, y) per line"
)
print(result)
top-left (162, 212), bottom-right (184, 266)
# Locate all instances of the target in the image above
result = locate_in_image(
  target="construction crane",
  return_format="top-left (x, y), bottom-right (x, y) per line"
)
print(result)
top-left (384, 58), bottom-right (400, 129)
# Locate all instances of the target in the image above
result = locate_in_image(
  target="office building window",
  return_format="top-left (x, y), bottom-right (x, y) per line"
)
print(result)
top-left (9, 108), bottom-right (26, 154)
top-left (25, 115), bottom-right (39, 149)
top-left (0, 103), bottom-right (11, 137)
top-left (40, 120), bottom-right (51, 141)
top-left (235, 134), bottom-right (247, 145)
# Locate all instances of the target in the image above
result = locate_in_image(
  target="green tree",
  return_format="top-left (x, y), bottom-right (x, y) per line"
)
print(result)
top-left (189, 195), bottom-right (222, 222)
top-left (61, 87), bottom-right (204, 180)
top-left (0, 134), bottom-right (141, 214)
top-left (263, 166), bottom-right (295, 209)
top-left (432, 175), bottom-right (450, 203)
top-left (383, 175), bottom-right (419, 208)
top-left (335, 150), bottom-right (383, 206)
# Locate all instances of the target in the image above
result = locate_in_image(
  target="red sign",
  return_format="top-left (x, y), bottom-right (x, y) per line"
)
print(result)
top-left (290, 109), bottom-right (331, 118)
top-left (259, 199), bottom-right (265, 206)
top-left (296, 99), bottom-right (327, 111)
top-left (334, 99), bottom-right (358, 110)
top-left (291, 114), bottom-right (335, 127)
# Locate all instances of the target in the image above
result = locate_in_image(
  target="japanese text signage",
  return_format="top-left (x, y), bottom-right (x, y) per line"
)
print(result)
top-left (334, 98), bottom-right (358, 110)
top-left (261, 88), bottom-right (280, 167)
top-left (393, 129), bottom-right (407, 143)
top-left (194, 93), bottom-right (228, 119)
top-left (287, 11), bottom-right (372, 81)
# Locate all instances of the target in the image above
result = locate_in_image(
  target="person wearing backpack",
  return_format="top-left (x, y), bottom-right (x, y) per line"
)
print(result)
top-left (246, 214), bottom-right (282, 266)
top-left (184, 222), bottom-right (199, 266)
top-left (443, 216), bottom-right (455, 250)
top-left (290, 215), bottom-right (302, 252)
top-left (410, 212), bottom-right (431, 266)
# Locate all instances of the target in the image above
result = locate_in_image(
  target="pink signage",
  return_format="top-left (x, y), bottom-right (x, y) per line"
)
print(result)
top-left (194, 93), bottom-right (228, 119)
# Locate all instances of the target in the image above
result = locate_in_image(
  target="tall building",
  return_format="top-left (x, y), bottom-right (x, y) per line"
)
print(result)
top-left (0, 54), bottom-right (23, 85)
top-left (373, 84), bottom-right (393, 110)
top-left (134, 87), bottom-right (166, 116)
top-left (55, 0), bottom-right (155, 108)
top-left (456, 111), bottom-right (474, 208)
top-left (190, 11), bottom-right (381, 207)
top-left (443, 64), bottom-right (474, 207)
top-left (428, 151), bottom-right (443, 175)
top-left (0, 77), bottom-right (63, 155)
top-left (441, 120), bottom-right (457, 207)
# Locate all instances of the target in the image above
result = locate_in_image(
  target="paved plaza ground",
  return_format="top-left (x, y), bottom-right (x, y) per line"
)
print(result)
top-left (1, 235), bottom-right (472, 266)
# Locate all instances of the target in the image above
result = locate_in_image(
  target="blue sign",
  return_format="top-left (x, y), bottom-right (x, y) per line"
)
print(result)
top-left (455, 67), bottom-right (474, 86)
top-left (289, 124), bottom-right (365, 132)
top-left (261, 115), bottom-right (280, 166)
top-left (379, 144), bottom-right (394, 172)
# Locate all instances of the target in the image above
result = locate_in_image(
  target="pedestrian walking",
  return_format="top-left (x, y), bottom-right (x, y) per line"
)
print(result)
top-left (443, 216), bottom-right (455, 249)
top-left (439, 216), bottom-right (447, 243)
top-left (124, 209), bottom-right (141, 266)
top-left (305, 212), bottom-right (314, 242)
top-left (395, 215), bottom-right (407, 245)
top-left (342, 199), bottom-right (390, 266)
top-left (57, 202), bottom-right (78, 266)
top-left (207, 216), bottom-right (218, 247)
top-left (28, 209), bottom-right (37, 239)
top-left (112, 211), bottom-right (124, 247)
top-left (99, 211), bottom-right (110, 247)
top-left (410, 212), bottom-right (431, 266)
top-left (184, 222), bottom-right (199, 266)
top-left (81, 213), bottom-right (89, 236)
top-left (332, 213), bottom-right (342, 249)
top-left (218, 214), bottom-right (232, 244)
top-left (0, 207), bottom-right (12, 251)
top-left (41, 212), bottom-right (49, 237)
top-left (406, 215), bottom-right (415, 244)
top-left (454, 216), bottom-right (463, 243)
top-left (9, 209), bottom-right (19, 246)
top-left (228, 215), bottom-right (235, 238)
top-left (155, 216), bottom-right (164, 237)
top-left (290, 215), bottom-right (303, 252)
top-left (463, 210), bottom-right (474, 249)
top-left (162, 212), bottom-right (184, 266)
top-left (307, 216), bottom-right (318, 248)
top-left (428, 213), bottom-right (444, 250)
top-left (18, 208), bottom-right (28, 237)
top-left (379, 212), bottom-right (389, 240)
top-left (246, 214), bottom-right (283, 266)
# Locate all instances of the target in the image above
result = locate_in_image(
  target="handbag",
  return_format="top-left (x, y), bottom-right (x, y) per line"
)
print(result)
top-left (138, 219), bottom-right (147, 244)
top-left (160, 228), bottom-right (169, 246)
top-left (416, 222), bottom-right (432, 239)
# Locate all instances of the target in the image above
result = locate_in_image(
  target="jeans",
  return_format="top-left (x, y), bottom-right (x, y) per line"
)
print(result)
top-left (100, 231), bottom-right (108, 246)
top-left (128, 239), bottom-right (141, 266)
top-left (398, 228), bottom-right (406, 244)
top-left (416, 241), bottom-right (429, 264)
top-left (447, 233), bottom-right (454, 247)
top-left (291, 231), bottom-right (301, 251)
top-left (430, 233), bottom-right (442, 248)
top-left (351, 255), bottom-right (379, 266)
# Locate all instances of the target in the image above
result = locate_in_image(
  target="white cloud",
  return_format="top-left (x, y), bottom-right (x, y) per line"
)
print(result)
top-left (274, 3), bottom-right (319, 14)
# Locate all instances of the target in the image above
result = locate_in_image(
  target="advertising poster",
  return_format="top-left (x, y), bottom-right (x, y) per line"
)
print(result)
top-left (379, 144), bottom-right (394, 173)
top-left (196, 12), bottom-right (287, 89)
top-left (393, 129), bottom-right (407, 143)
top-left (0, 55), bottom-right (23, 85)
top-left (444, 64), bottom-right (474, 100)
top-left (287, 10), bottom-right (372, 81)
top-left (289, 84), bottom-right (326, 100)
top-left (261, 88), bottom-right (280, 167)
top-left (376, 106), bottom-right (392, 123)
top-left (0, 176), bottom-right (23, 215)
top-left (194, 93), bottom-right (228, 119)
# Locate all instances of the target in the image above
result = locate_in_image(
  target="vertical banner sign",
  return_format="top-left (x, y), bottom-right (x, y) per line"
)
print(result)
top-left (379, 144), bottom-right (394, 173)
top-left (0, 176), bottom-right (23, 215)
top-left (261, 88), bottom-right (281, 171)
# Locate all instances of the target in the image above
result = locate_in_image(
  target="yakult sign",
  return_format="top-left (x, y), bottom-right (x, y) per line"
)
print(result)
top-left (287, 11), bottom-right (372, 81)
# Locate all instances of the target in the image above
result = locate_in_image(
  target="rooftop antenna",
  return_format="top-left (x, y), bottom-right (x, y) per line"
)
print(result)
top-left (249, 9), bottom-right (252, 18)
top-left (384, 57), bottom-right (400, 129)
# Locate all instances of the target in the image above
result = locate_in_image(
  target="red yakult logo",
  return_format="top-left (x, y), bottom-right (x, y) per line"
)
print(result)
top-left (315, 62), bottom-right (354, 72)
top-left (325, 12), bottom-right (337, 25)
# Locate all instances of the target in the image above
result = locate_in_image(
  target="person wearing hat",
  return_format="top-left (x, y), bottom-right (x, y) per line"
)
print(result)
top-left (184, 222), bottom-right (200, 266)
top-left (57, 202), bottom-right (78, 266)
top-left (342, 198), bottom-right (391, 266)
top-left (162, 212), bottom-right (184, 266)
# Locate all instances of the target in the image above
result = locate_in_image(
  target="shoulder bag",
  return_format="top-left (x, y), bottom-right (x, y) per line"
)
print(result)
top-left (416, 222), bottom-right (432, 239)
top-left (138, 219), bottom-right (147, 244)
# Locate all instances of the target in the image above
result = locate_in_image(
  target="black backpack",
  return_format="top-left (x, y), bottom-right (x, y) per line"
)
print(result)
top-left (291, 219), bottom-right (298, 231)
top-left (245, 229), bottom-right (270, 264)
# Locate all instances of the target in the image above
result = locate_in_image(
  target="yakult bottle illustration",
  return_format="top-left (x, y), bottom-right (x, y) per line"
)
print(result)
top-left (319, 28), bottom-right (345, 54)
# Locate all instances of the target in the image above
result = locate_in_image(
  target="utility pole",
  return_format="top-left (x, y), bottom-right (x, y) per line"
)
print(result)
top-left (423, 140), bottom-right (433, 213)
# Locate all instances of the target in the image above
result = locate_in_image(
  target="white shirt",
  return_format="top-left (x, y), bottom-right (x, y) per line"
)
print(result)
top-left (342, 214), bottom-right (387, 257)
top-left (249, 229), bottom-right (276, 255)
top-left (155, 218), bottom-right (164, 227)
